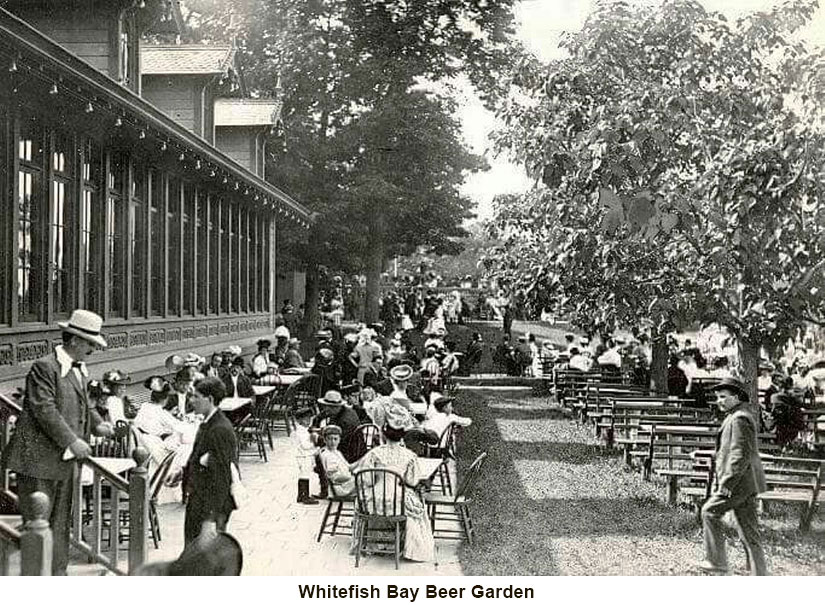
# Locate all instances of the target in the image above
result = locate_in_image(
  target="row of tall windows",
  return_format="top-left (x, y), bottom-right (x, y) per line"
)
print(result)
top-left (3, 112), bottom-right (272, 326)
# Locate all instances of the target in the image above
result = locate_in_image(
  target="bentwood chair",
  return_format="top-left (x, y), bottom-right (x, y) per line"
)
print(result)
top-left (425, 452), bottom-right (487, 545)
top-left (353, 468), bottom-right (407, 569)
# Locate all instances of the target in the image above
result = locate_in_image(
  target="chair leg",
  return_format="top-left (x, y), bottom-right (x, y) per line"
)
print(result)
top-left (429, 503), bottom-right (437, 534)
top-left (394, 522), bottom-right (401, 570)
top-left (149, 503), bottom-right (160, 549)
top-left (317, 500), bottom-right (334, 542)
top-left (459, 504), bottom-right (473, 545)
top-left (331, 501), bottom-right (344, 536)
top-left (354, 518), bottom-right (364, 568)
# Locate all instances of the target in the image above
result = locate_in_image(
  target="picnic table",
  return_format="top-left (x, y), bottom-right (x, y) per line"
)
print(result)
top-left (252, 385), bottom-right (277, 396)
top-left (80, 457), bottom-right (137, 486)
top-left (410, 402), bottom-right (428, 417)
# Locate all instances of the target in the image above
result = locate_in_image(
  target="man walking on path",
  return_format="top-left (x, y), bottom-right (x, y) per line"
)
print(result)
top-left (698, 377), bottom-right (768, 575)
top-left (4, 309), bottom-right (113, 575)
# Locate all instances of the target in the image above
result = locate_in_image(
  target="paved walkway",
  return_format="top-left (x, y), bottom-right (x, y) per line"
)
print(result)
top-left (144, 433), bottom-right (463, 576)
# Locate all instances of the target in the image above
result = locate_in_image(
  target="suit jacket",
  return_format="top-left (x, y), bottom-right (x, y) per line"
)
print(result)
top-left (328, 407), bottom-right (362, 463)
top-left (185, 410), bottom-right (238, 516)
top-left (221, 373), bottom-right (255, 399)
top-left (5, 352), bottom-right (103, 481)
top-left (714, 408), bottom-right (767, 498)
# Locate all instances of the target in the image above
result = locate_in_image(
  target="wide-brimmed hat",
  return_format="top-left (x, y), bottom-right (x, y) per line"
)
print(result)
top-left (318, 390), bottom-right (344, 407)
top-left (256, 339), bottom-right (271, 349)
top-left (274, 326), bottom-right (290, 338)
top-left (174, 367), bottom-right (196, 382)
top-left (389, 364), bottom-right (413, 382)
top-left (314, 330), bottom-right (332, 340)
top-left (58, 309), bottom-right (107, 348)
top-left (340, 382), bottom-right (360, 396)
top-left (708, 377), bottom-right (750, 400)
top-left (231, 357), bottom-right (246, 367)
top-left (165, 354), bottom-right (185, 373)
top-left (102, 370), bottom-right (131, 385)
top-left (384, 404), bottom-right (416, 431)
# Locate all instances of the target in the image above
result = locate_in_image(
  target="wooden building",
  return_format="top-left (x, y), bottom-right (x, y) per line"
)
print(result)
top-left (0, 1), bottom-right (311, 391)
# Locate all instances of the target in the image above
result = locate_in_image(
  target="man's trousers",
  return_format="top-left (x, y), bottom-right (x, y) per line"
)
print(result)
top-left (701, 492), bottom-right (767, 575)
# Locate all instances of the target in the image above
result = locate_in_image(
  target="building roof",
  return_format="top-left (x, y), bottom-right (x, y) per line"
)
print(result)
top-left (214, 99), bottom-right (282, 127)
top-left (141, 44), bottom-right (235, 75)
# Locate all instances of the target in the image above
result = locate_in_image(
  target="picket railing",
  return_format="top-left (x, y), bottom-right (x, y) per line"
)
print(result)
top-left (70, 448), bottom-right (150, 575)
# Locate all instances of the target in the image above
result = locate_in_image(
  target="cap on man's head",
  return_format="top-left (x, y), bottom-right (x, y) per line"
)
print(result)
top-left (256, 339), bottom-right (271, 349)
top-left (274, 326), bottom-right (290, 339)
top-left (318, 390), bottom-right (344, 407)
top-left (322, 425), bottom-right (342, 438)
top-left (708, 377), bottom-right (750, 401)
top-left (231, 357), bottom-right (246, 367)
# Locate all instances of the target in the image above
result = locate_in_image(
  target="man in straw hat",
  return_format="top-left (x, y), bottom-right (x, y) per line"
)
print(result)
top-left (697, 377), bottom-right (768, 575)
top-left (4, 309), bottom-right (114, 574)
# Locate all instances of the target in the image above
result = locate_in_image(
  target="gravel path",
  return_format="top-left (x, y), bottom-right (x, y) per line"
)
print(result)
top-left (458, 391), bottom-right (825, 575)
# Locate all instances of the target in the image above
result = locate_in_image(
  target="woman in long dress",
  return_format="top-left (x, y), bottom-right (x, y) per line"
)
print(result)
top-left (356, 404), bottom-right (435, 562)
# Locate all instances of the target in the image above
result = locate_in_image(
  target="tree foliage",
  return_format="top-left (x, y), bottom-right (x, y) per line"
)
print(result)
top-left (489, 0), bottom-right (825, 390)
top-left (182, 0), bottom-right (520, 323)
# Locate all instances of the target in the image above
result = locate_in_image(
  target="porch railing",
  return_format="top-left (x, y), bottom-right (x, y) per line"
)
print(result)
top-left (0, 491), bottom-right (53, 576)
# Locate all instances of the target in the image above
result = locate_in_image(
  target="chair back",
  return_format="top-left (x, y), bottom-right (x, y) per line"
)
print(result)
top-left (439, 422), bottom-right (461, 458)
top-left (283, 374), bottom-right (322, 413)
top-left (354, 468), bottom-right (406, 518)
top-left (149, 451), bottom-right (177, 501)
top-left (453, 452), bottom-right (487, 503)
top-left (348, 423), bottom-right (382, 460)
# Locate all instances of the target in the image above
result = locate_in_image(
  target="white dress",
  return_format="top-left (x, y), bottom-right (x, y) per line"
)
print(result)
top-left (357, 443), bottom-right (434, 562)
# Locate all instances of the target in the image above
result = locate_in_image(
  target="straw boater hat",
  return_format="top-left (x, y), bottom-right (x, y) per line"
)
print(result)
top-left (318, 390), bottom-right (344, 407)
top-left (58, 309), bottom-right (107, 348)
top-left (389, 364), bottom-right (413, 382)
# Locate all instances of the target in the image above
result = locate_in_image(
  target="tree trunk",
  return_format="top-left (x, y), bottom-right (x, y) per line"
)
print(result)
top-left (302, 262), bottom-right (321, 338)
top-left (650, 331), bottom-right (668, 395)
top-left (738, 336), bottom-right (761, 416)
top-left (364, 237), bottom-right (384, 324)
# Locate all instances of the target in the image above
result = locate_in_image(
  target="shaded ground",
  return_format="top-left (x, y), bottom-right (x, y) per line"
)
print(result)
top-left (455, 391), bottom-right (825, 575)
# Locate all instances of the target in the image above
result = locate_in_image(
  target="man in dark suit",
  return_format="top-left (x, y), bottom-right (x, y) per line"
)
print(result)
top-left (4, 309), bottom-right (113, 575)
top-left (222, 357), bottom-right (255, 399)
top-left (179, 376), bottom-right (238, 545)
top-left (698, 377), bottom-right (768, 575)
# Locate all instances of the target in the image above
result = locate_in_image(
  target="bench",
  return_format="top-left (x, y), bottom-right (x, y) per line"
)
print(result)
top-left (600, 400), bottom-right (715, 449)
top-left (553, 370), bottom-right (603, 408)
top-left (680, 452), bottom-right (825, 531)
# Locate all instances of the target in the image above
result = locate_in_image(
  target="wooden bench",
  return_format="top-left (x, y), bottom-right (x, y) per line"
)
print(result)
top-left (553, 370), bottom-right (603, 408)
top-left (800, 408), bottom-right (825, 444)
top-left (680, 452), bottom-right (825, 531)
top-left (601, 400), bottom-right (714, 449)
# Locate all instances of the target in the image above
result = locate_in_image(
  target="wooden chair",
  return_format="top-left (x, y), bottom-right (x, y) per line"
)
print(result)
top-left (353, 468), bottom-right (407, 569)
top-left (426, 452), bottom-right (487, 545)
top-left (316, 482), bottom-right (356, 542)
top-left (281, 374), bottom-right (322, 436)
top-left (348, 423), bottom-right (382, 460)
top-left (235, 412), bottom-right (267, 462)
top-left (147, 452), bottom-right (177, 548)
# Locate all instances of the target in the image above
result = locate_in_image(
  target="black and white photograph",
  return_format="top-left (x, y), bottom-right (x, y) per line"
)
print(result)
top-left (0, 0), bottom-right (824, 580)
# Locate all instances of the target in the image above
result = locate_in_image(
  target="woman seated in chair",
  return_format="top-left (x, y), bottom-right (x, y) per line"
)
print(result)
top-left (319, 425), bottom-right (357, 496)
top-left (135, 376), bottom-right (197, 474)
top-left (356, 405), bottom-right (435, 562)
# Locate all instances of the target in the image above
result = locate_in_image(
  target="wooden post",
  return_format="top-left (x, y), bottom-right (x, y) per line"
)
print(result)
top-left (128, 447), bottom-right (150, 574)
top-left (20, 491), bottom-right (52, 576)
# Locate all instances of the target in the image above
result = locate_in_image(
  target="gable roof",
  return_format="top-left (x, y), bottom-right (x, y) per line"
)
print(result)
top-left (141, 44), bottom-right (235, 75)
top-left (214, 99), bottom-right (282, 127)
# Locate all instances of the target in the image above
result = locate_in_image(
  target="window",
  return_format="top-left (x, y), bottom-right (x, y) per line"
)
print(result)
top-left (149, 170), bottom-right (164, 316)
top-left (82, 139), bottom-right (103, 314)
top-left (250, 213), bottom-right (258, 313)
top-left (50, 132), bottom-right (75, 317)
top-left (231, 203), bottom-right (239, 314)
top-left (220, 201), bottom-right (230, 314)
top-left (209, 197), bottom-right (220, 314)
top-left (241, 209), bottom-right (249, 312)
top-left (182, 184), bottom-right (195, 315)
top-left (119, 25), bottom-right (130, 86)
top-left (167, 179), bottom-right (181, 315)
top-left (197, 191), bottom-right (208, 315)
top-left (17, 115), bottom-right (45, 322)
top-left (262, 217), bottom-right (270, 312)
top-left (130, 164), bottom-right (147, 317)
top-left (107, 152), bottom-right (126, 318)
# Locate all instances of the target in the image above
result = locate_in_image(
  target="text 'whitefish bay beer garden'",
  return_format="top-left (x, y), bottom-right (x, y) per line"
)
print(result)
top-left (298, 584), bottom-right (535, 600)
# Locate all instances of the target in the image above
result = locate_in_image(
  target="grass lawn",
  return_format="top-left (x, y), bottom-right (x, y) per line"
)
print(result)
top-left (453, 390), bottom-right (825, 575)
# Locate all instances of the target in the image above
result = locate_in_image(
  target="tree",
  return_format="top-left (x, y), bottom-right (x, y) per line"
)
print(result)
top-left (184, 0), bottom-right (522, 328)
top-left (490, 0), bottom-right (825, 398)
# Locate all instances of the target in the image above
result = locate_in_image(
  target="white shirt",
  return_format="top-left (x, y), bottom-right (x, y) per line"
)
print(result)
top-left (55, 345), bottom-right (87, 380)
top-left (569, 354), bottom-right (591, 372)
top-left (421, 412), bottom-right (472, 443)
top-left (251, 354), bottom-right (269, 376)
top-left (597, 348), bottom-right (622, 368)
top-left (104, 395), bottom-right (127, 424)
top-left (135, 403), bottom-right (184, 438)
top-left (170, 391), bottom-right (188, 417)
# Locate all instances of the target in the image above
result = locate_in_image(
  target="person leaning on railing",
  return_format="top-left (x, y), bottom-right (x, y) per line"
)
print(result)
top-left (3, 309), bottom-right (114, 575)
